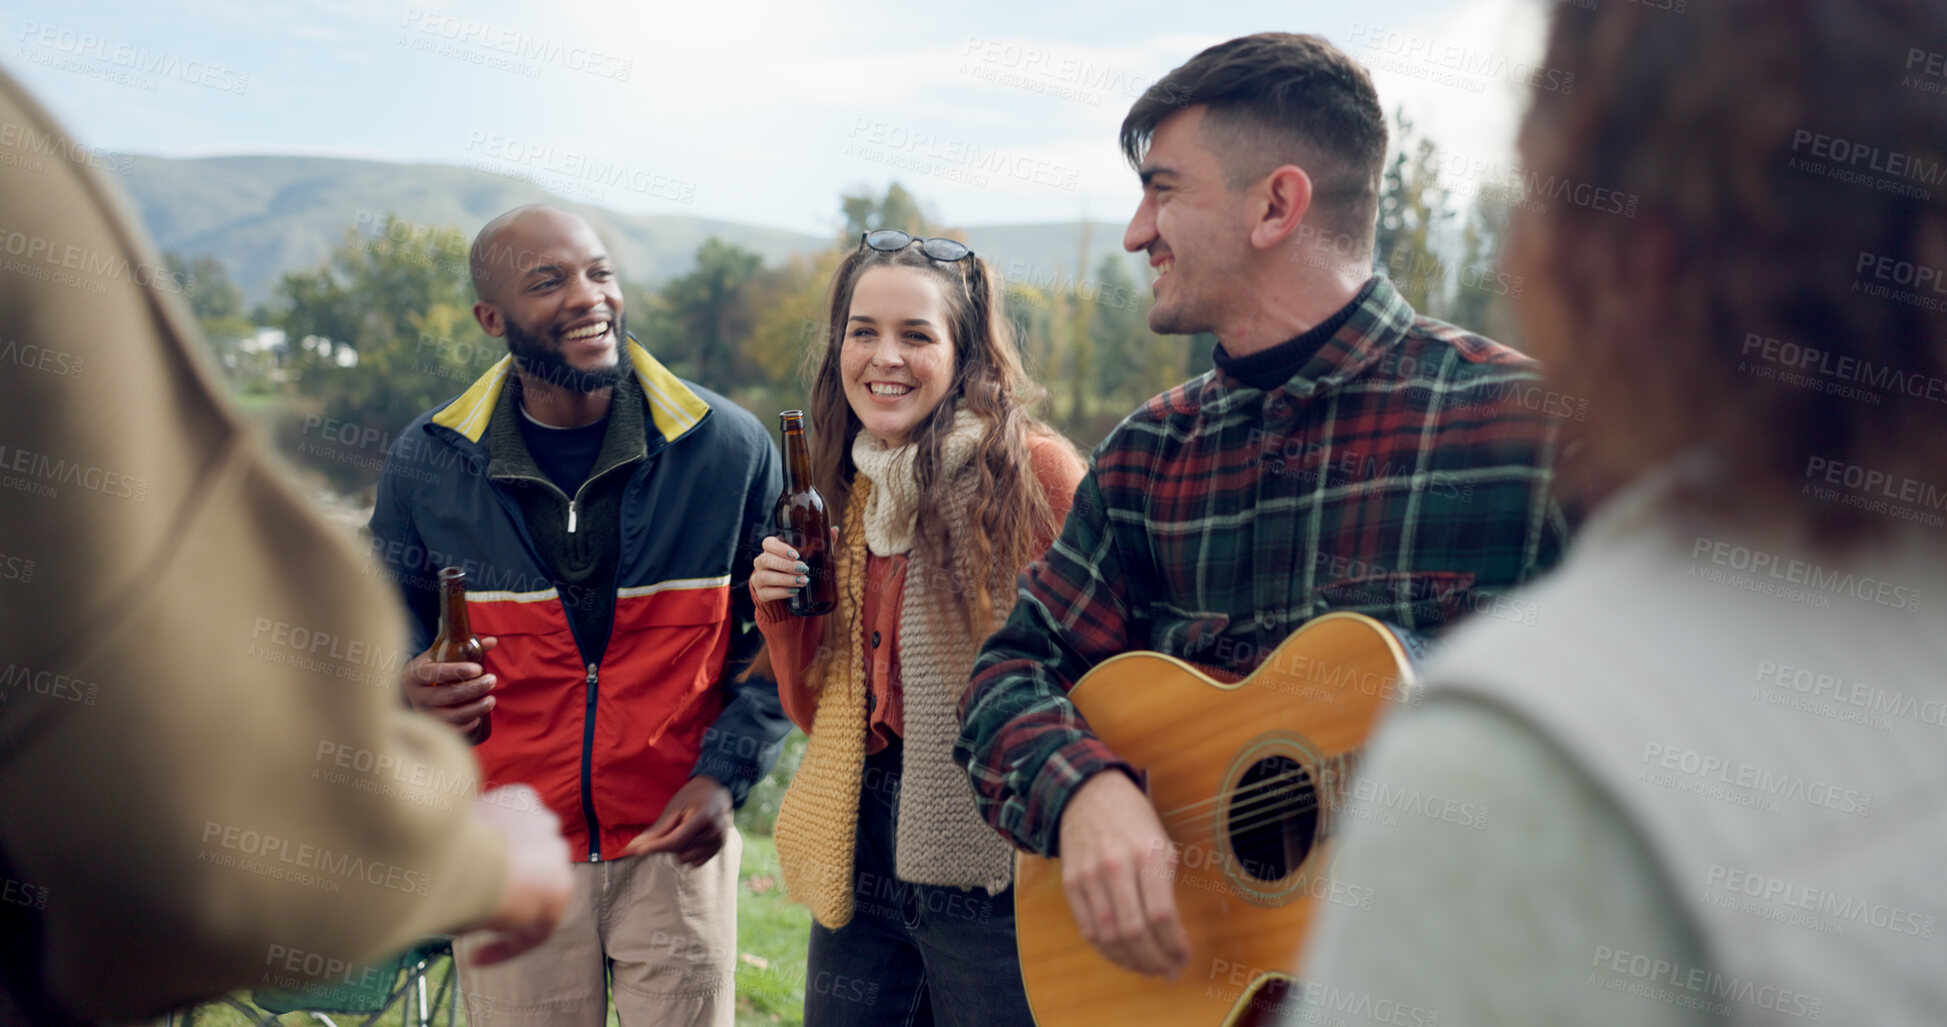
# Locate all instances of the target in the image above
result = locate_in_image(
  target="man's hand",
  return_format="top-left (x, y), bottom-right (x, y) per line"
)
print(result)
top-left (402, 637), bottom-right (499, 740)
top-left (622, 775), bottom-right (733, 866)
top-left (1057, 770), bottom-right (1192, 979)
top-left (460, 786), bottom-right (573, 966)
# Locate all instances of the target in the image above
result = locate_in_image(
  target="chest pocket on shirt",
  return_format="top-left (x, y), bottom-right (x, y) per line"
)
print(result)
top-left (1308, 570), bottom-right (1476, 632)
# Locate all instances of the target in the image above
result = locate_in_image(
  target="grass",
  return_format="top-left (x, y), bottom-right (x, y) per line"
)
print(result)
top-left (731, 834), bottom-right (811, 1026)
top-left (156, 835), bottom-right (810, 1027)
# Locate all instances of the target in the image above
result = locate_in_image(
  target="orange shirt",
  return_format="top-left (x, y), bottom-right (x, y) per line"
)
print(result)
top-left (755, 434), bottom-right (1086, 751)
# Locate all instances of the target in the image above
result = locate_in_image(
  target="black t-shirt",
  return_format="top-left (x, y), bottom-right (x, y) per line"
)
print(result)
top-left (518, 406), bottom-right (609, 495)
top-left (1211, 277), bottom-right (1378, 390)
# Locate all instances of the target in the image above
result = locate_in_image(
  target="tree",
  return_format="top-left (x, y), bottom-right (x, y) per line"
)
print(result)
top-left (271, 215), bottom-right (480, 490)
top-left (1446, 189), bottom-right (1519, 344)
top-left (654, 238), bottom-right (765, 392)
top-left (1373, 110), bottom-right (1451, 315)
top-left (840, 181), bottom-right (932, 239)
top-left (746, 250), bottom-right (845, 402)
top-left (164, 252), bottom-right (256, 376)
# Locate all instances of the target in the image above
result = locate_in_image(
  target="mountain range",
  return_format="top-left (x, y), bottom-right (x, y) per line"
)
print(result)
top-left (112, 154), bottom-right (1148, 304)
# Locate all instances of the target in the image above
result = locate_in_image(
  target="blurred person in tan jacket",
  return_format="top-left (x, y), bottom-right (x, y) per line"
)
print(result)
top-left (0, 66), bottom-right (572, 1024)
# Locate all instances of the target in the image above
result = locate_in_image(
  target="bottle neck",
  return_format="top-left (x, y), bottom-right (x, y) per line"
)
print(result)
top-left (782, 427), bottom-right (814, 490)
top-left (440, 579), bottom-right (470, 634)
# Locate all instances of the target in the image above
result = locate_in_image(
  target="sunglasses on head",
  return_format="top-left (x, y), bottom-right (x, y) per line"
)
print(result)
top-left (859, 229), bottom-right (974, 264)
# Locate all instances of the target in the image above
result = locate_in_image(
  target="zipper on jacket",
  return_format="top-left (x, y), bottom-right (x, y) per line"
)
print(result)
top-left (495, 471), bottom-right (596, 535)
top-left (489, 466), bottom-right (631, 859)
top-left (581, 662), bottom-right (602, 862)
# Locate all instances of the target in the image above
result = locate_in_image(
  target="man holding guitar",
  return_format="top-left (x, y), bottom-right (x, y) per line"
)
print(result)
top-left (955, 31), bottom-right (1573, 998)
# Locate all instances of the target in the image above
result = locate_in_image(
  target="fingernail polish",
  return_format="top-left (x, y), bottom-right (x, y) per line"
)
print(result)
top-left (794, 562), bottom-right (809, 575)
top-left (796, 575), bottom-right (808, 585)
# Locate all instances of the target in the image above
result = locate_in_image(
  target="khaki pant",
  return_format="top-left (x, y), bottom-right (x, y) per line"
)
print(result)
top-left (454, 830), bottom-right (740, 1027)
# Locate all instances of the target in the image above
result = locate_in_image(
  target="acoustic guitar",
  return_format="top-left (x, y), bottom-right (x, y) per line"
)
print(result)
top-left (1014, 612), bottom-right (1418, 1027)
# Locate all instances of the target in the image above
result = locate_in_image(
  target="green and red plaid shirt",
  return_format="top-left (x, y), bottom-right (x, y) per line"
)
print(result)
top-left (956, 275), bottom-right (1574, 857)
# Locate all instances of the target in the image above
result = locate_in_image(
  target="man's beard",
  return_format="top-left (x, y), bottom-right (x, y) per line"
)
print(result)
top-left (504, 313), bottom-right (632, 394)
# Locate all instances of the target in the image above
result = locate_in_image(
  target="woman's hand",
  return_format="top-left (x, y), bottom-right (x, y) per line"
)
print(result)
top-left (753, 535), bottom-right (811, 603)
top-left (752, 529), bottom-right (840, 604)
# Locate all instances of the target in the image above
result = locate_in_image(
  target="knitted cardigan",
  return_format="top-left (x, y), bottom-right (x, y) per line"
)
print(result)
top-left (760, 421), bottom-right (1083, 927)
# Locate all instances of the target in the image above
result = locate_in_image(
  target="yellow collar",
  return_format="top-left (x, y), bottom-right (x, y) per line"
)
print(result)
top-left (431, 337), bottom-right (709, 444)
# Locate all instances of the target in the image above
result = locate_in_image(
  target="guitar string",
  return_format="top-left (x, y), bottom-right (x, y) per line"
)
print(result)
top-left (1155, 767), bottom-right (1325, 818)
top-left (1158, 762), bottom-right (1366, 835)
top-left (1161, 774), bottom-right (1337, 835)
top-left (1167, 792), bottom-right (1328, 838)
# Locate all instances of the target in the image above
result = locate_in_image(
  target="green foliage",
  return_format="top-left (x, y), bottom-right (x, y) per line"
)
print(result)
top-left (732, 834), bottom-right (811, 1025)
top-left (652, 237), bottom-right (765, 392)
top-left (1372, 109), bottom-right (1518, 341)
top-left (166, 251), bottom-right (265, 386)
top-left (841, 180), bottom-right (931, 237)
top-left (268, 216), bottom-right (483, 491)
top-left (1373, 111), bottom-right (1451, 315)
top-left (735, 731), bottom-right (805, 837)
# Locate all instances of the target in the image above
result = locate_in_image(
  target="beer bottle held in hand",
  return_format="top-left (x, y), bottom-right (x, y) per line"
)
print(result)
top-left (776, 411), bottom-right (837, 616)
top-left (431, 566), bottom-right (492, 742)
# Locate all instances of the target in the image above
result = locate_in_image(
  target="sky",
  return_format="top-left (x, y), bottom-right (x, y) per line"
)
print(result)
top-left (3, 0), bottom-right (1556, 236)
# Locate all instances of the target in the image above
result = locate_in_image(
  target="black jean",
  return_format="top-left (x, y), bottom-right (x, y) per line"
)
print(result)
top-left (801, 740), bottom-right (1035, 1027)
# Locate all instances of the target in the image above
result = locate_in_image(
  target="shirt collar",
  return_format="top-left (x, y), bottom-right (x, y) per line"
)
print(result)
top-left (1200, 275), bottom-right (1417, 416)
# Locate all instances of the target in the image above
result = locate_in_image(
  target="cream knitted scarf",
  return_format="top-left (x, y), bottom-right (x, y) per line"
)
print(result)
top-left (773, 409), bottom-right (1017, 929)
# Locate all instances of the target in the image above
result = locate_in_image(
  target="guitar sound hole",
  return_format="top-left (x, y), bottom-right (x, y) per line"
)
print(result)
top-left (1226, 755), bottom-right (1318, 883)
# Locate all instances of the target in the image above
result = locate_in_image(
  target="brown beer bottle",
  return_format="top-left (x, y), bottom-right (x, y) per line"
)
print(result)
top-left (776, 411), bottom-right (837, 616)
top-left (431, 566), bottom-right (491, 742)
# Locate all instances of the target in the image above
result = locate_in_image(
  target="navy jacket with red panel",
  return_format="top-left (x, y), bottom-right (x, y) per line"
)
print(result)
top-left (369, 340), bottom-right (790, 861)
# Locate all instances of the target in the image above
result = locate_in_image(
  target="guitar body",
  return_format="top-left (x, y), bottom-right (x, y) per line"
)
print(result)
top-left (1015, 612), bottom-right (1416, 1027)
